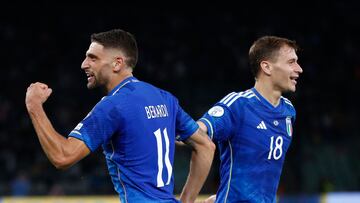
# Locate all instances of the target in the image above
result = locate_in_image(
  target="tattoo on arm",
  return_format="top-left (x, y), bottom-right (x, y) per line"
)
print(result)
top-left (183, 138), bottom-right (195, 149)
top-left (183, 128), bottom-right (209, 149)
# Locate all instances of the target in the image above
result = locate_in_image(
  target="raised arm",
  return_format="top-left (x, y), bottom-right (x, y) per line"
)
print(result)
top-left (180, 127), bottom-right (215, 203)
top-left (25, 82), bottom-right (90, 170)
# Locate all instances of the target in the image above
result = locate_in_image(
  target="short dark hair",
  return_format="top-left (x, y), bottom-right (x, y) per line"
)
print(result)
top-left (249, 36), bottom-right (298, 77)
top-left (91, 29), bottom-right (138, 68)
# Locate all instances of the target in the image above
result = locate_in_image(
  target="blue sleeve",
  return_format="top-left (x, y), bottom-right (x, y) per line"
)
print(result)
top-left (175, 103), bottom-right (199, 142)
top-left (199, 103), bottom-right (236, 142)
top-left (68, 99), bottom-right (121, 152)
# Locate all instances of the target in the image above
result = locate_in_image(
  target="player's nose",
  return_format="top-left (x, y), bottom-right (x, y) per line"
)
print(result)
top-left (81, 58), bottom-right (89, 70)
top-left (295, 63), bottom-right (303, 74)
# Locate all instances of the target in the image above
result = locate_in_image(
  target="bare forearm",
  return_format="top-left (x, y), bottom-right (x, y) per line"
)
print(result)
top-left (180, 128), bottom-right (215, 203)
top-left (180, 146), bottom-right (214, 203)
top-left (25, 82), bottom-right (89, 169)
top-left (27, 105), bottom-right (70, 168)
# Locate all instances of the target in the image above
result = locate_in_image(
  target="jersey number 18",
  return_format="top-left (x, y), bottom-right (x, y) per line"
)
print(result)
top-left (268, 136), bottom-right (283, 160)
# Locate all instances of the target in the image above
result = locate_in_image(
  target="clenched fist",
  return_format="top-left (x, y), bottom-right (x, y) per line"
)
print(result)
top-left (25, 82), bottom-right (53, 111)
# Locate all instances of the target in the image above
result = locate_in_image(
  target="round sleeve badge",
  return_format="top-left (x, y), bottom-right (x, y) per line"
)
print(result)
top-left (208, 106), bottom-right (224, 117)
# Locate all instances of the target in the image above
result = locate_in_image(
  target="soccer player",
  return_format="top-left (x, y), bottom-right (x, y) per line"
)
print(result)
top-left (198, 36), bottom-right (303, 203)
top-left (25, 29), bottom-right (215, 203)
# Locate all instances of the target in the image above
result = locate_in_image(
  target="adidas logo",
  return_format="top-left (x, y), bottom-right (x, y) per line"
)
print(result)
top-left (257, 121), bottom-right (267, 129)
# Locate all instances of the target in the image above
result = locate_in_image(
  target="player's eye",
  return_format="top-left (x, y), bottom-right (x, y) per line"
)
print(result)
top-left (288, 59), bottom-right (296, 64)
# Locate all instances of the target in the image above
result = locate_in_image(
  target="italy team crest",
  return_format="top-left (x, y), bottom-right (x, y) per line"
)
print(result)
top-left (286, 117), bottom-right (292, 137)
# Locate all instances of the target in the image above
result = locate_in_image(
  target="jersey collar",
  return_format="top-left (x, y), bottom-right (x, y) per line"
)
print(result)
top-left (108, 76), bottom-right (139, 96)
top-left (251, 87), bottom-right (282, 110)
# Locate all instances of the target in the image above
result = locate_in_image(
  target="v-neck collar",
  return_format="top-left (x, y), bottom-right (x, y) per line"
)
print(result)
top-left (108, 76), bottom-right (139, 96)
top-left (251, 87), bottom-right (282, 111)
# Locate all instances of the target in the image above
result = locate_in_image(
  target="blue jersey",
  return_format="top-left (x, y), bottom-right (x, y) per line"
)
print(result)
top-left (199, 88), bottom-right (296, 203)
top-left (69, 77), bottom-right (198, 203)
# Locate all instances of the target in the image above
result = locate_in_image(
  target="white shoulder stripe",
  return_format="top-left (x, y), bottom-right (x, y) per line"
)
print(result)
top-left (222, 92), bottom-right (238, 104)
top-left (243, 90), bottom-right (252, 96)
top-left (284, 102), bottom-right (293, 107)
top-left (281, 96), bottom-right (291, 103)
top-left (220, 90), bottom-right (255, 107)
top-left (282, 97), bottom-right (294, 106)
top-left (226, 92), bottom-right (255, 107)
top-left (281, 96), bottom-right (292, 102)
top-left (220, 92), bottom-right (236, 103)
top-left (225, 94), bottom-right (242, 107)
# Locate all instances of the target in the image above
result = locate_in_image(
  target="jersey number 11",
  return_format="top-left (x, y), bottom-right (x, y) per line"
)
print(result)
top-left (154, 128), bottom-right (173, 187)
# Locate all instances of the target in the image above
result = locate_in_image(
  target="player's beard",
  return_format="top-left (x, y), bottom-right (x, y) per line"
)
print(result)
top-left (87, 70), bottom-right (108, 90)
top-left (86, 74), bottom-right (97, 89)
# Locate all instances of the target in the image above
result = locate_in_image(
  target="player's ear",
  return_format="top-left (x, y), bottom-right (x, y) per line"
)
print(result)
top-left (260, 61), bottom-right (271, 76)
top-left (113, 57), bottom-right (124, 72)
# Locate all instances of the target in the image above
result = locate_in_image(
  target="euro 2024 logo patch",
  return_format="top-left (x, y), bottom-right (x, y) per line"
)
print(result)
top-left (286, 116), bottom-right (292, 137)
top-left (208, 106), bottom-right (224, 117)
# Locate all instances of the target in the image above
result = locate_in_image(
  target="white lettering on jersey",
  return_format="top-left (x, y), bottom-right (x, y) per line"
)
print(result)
top-left (145, 104), bottom-right (169, 119)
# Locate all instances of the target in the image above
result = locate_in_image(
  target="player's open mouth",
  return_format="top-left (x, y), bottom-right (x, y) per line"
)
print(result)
top-left (86, 72), bottom-right (95, 81)
top-left (290, 76), bottom-right (298, 84)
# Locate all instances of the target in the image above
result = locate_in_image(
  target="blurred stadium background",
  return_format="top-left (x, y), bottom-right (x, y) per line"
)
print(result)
top-left (1, 3), bottom-right (359, 203)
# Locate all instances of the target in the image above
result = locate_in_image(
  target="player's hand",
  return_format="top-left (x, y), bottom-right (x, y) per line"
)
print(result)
top-left (25, 82), bottom-right (53, 110)
top-left (175, 141), bottom-right (186, 147)
top-left (196, 194), bottom-right (216, 203)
